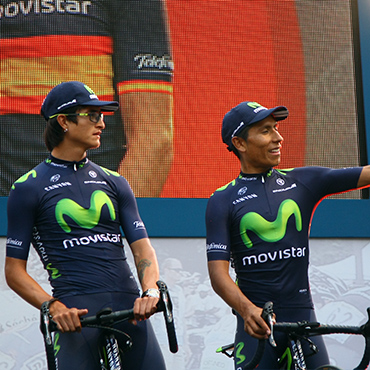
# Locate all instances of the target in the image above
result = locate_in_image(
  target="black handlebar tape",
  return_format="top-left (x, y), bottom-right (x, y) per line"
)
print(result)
top-left (44, 341), bottom-right (58, 370)
top-left (79, 309), bottom-right (134, 326)
top-left (355, 336), bottom-right (370, 370)
top-left (157, 280), bottom-right (179, 353)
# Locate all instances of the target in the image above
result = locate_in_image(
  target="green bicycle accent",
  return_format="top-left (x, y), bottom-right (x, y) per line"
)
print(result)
top-left (235, 342), bottom-right (246, 365)
top-left (278, 347), bottom-right (293, 369)
top-left (102, 345), bottom-right (109, 367)
top-left (55, 190), bottom-right (116, 233)
top-left (46, 263), bottom-right (62, 279)
top-left (54, 333), bottom-right (61, 356)
top-left (11, 170), bottom-right (37, 189)
top-left (240, 199), bottom-right (302, 248)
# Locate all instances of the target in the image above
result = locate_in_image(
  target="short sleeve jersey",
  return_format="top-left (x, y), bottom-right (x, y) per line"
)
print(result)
top-left (206, 167), bottom-right (362, 309)
top-left (6, 156), bottom-right (148, 298)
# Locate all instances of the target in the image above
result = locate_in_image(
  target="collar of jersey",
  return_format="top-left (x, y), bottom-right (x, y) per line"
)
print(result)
top-left (239, 168), bottom-right (273, 178)
top-left (47, 154), bottom-right (88, 168)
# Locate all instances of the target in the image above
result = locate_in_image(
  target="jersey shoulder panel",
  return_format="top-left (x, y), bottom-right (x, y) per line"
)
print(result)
top-left (88, 161), bottom-right (132, 193)
top-left (10, 160), bottom-right (51, 194)
top-left (207, 177), bottom-right (240, 210)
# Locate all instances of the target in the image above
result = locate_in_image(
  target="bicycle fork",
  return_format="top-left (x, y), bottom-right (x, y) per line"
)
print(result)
top-left (290, 338), bottom-right (306, 370)
top-left (100, 333), bottom-right (122, 370)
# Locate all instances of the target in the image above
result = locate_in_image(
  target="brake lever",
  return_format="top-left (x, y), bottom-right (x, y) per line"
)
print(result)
top-left (262, 301), bottom-right (276, 347)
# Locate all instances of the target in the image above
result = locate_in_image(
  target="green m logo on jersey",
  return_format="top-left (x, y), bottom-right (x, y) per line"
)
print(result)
top-left (55, 190), bottom-right (116, 233)
top-left (240, 199), bottom-right (302, 248)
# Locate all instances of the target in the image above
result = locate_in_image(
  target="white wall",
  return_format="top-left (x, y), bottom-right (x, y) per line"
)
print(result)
top-left (1, 237), bottom-right (370, 370)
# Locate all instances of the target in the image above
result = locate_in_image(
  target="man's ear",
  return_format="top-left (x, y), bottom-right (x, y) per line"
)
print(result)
top-left (57, 115), bottom-right (68, 132)
top-left (231, 136), bottom-right (247, 153)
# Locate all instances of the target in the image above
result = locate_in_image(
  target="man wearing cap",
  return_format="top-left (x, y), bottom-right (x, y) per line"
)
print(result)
top-left (5, 82), bottom-right (166, 370)
top-left (205, 101), bottom-right (370, 369)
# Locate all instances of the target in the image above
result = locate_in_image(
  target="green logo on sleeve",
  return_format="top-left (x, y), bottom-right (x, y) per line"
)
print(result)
top-left (100, 166), bottom-right (120, 177)
top-left (11, 170), bottom-right (37, 189)
top-left (240, 199), bottom-right (302, 248)
top-left (55, 190), bottom-right (116, 233)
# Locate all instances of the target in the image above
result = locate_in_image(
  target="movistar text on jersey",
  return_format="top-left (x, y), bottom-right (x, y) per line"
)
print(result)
top-left (242, 246), bottom-right (307, 266)
top-left (63, 233), bottom-right (121, 249)
top-left (1, 1), bottom-right (92, 18)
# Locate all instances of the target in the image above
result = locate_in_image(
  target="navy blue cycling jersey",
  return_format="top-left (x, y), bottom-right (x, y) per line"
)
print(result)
top-left (206, 166), bottom-right (362, 309)
top-left (6, 156), bottom-right (148, 298)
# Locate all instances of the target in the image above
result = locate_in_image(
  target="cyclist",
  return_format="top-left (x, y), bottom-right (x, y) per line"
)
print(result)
top-left (205, 101), bottom-right (370, 369)
top-left (5, 82), bottom-right (166, 370)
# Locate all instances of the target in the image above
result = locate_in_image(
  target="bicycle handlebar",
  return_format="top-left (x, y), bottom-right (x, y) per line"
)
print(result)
top-left (40, 280), bottom-right (178, 370)
top-left (156, 280), bottom-right (178, 353)
top-left (243, 301), bottom-right (370, 370)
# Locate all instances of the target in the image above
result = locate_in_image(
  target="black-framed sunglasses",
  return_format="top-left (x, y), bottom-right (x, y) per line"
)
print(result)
top-left (49, 112), bottom-right (103, 123)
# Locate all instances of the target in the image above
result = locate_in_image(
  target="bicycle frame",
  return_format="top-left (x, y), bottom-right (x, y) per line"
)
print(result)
top-left (276, 335), bottom-right (313, 370)
top-left (97, 330), bottom-right (131, 370)
top-left (217, 301), bottom-right (370, 370)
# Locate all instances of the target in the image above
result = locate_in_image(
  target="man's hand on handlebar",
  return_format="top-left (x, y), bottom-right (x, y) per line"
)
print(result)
top-left (49, 300), bottom-right (88, 333)
top-left (241, 304), bottom-right (273, 340)
top-left (132, 296), bottom-right (159, 324)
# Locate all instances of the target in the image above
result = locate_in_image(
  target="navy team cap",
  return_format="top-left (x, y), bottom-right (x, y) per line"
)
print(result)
top-left (41, 81), bottom-right (119, 121)
top-left (222, 101), bottom-right (289, 151)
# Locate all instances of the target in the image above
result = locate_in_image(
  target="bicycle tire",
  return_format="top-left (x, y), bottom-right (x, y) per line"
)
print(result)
top-left (355, 336), bottom-right (370, 370)
top-left (243, 339), bottom-right (265, 370)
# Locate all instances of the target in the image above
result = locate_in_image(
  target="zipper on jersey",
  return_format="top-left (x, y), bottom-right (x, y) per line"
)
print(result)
top-left (261, 172), bottom-right (273, 213)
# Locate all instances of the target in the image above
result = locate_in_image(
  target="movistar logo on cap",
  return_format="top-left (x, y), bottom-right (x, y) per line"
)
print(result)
top-left (247, 101), bottom-right (268, 114)
top-left (84, 84), bottom-right (98, 100)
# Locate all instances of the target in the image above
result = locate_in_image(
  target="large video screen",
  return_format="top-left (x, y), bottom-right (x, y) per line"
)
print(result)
top-left (0, 0), bottom-right (362, 198)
